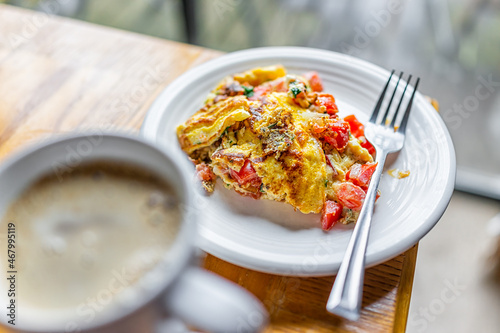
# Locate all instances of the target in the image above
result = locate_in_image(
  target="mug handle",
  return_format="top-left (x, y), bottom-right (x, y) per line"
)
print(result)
top-left (164, 266), bottom-right (268, 333)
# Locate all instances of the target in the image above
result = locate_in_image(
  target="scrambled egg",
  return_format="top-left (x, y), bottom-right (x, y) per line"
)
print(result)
top-left (177, 65), bottom-right (375, 226)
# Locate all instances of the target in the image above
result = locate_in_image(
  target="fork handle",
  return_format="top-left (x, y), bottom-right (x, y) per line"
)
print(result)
top-left (326, 150), bottom-right (388, 321)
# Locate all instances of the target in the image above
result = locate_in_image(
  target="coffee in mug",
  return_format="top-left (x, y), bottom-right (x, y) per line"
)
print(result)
top-left (1, 161), bottom-right (181, 325)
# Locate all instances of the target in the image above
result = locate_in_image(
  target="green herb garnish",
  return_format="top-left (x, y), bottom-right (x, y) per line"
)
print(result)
top-left (290, 85), bottom-right (301, 98)
top-left (289, 81), bottom-right (306, 98)
top-left (243, 85), bottom-right (254, 98)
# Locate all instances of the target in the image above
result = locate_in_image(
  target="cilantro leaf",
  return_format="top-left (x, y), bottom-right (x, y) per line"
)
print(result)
top-left (243, 86), bottom-right (254, 98)
top-left (290, 85), bottom-right (301, 98)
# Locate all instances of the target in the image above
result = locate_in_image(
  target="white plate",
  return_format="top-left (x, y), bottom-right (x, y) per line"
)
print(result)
top-left (141, 47), bottom-right (456, 276)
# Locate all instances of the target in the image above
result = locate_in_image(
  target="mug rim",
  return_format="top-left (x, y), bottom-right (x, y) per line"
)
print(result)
top-left (0, 132), bottom-right (197, 332)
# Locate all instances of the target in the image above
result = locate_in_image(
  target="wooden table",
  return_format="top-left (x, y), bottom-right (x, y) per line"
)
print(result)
top-left (0, 5), bottom-right (417, 332)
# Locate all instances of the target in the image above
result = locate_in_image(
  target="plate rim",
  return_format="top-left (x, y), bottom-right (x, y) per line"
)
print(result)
top-left (141, 46), bottom-right (456, 276)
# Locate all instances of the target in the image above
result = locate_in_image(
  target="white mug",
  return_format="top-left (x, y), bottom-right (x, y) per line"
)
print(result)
top-left (0, 132), bottom-right (268, 333)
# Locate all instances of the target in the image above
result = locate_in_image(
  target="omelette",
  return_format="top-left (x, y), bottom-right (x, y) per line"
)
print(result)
top-left (176, 65), bottom-right (378, 230)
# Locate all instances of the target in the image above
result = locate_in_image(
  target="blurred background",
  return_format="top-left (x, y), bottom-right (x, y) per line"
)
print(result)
top-left (3, 0), bottom-right (500, 331)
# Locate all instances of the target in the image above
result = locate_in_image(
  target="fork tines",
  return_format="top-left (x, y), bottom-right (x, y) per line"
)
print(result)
top-left (370, 70), bottom-right (420, 133)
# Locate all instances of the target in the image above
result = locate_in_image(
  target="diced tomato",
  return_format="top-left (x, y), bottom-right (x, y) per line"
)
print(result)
top-left (325, 154), bottom-right (334, 168)
top-left (336, 182), bottom-right (366, 211)
top-left (358, 136), bottom-right (376, 155)
top-left (312, 118), bottom-right (350, 151)
top-left (229, 160), bottom-right (261, 187)
top-left (325, 155), bottom-right (340, 178)
top-left (250, 85), bottom-right (272, 100)
top-left (196, 163), bottom-right (216, 182)
top-left (269, 77), bottom-right (287, 92)
top-left (234, 188), bottom-right (262, 200)
top-left (303, 71), bottom-right (324, 92)
top-left (324, 119), bottom-right (350, 151)
top-left (343, 114), bottom-right (364, 137)
top-left (346, 163), bottom-right (378, 188)
top-left (344, 115), bottom-right (375, 155)
top-left (249, 78), bottom-right (287, 100)
top-left (358, 186), bottom-right (381, 200)
top-left (315, 93), bottom-right (338, 115)
top-left (321, 200), bottom-right (343, 231)
top-left (311, 120), bottom-right (326, 134)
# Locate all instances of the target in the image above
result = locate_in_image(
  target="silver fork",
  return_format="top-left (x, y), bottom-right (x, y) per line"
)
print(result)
top-left (326, 70), bottom-right (420, 321)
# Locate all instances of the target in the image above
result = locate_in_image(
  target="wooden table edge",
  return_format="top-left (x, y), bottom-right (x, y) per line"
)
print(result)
top-left (393, 244), bottom-right (418, 332)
